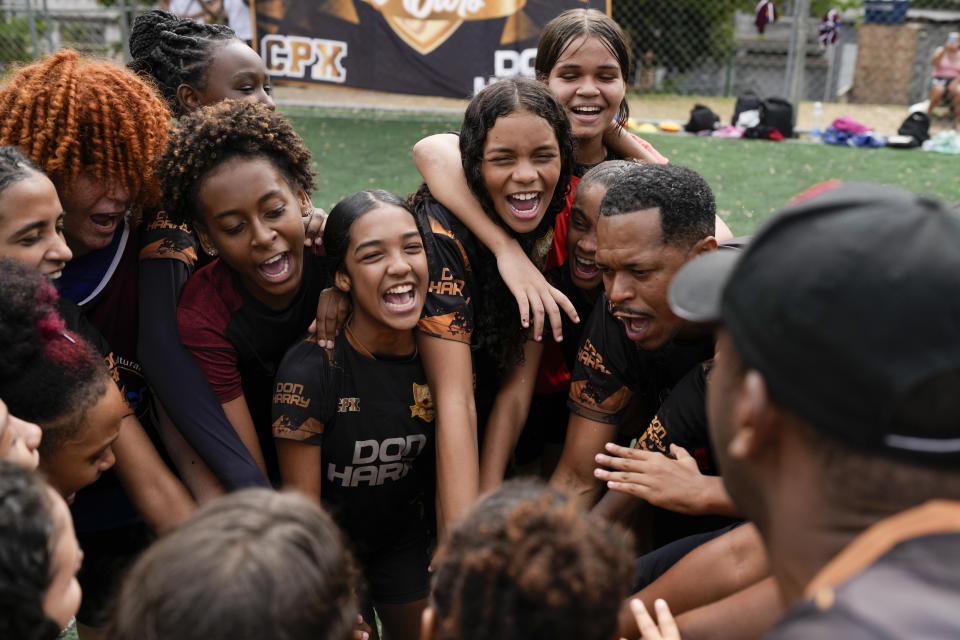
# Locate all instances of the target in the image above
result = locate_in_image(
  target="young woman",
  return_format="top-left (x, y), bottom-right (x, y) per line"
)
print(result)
top-left (273, 190), bottom-right (434, 640)
top-left (129, 10), bottom-right (330, 494)
top-left (159, 100), bottom-right (325, 484)
top-left (409, 77), bottom-right (574, 529)
top-left (480, 160), bottom-right (636, 489)
top-left (412, 9), bottom-right (672, 342)
top-left (0, 460), bottom-right (84, 640)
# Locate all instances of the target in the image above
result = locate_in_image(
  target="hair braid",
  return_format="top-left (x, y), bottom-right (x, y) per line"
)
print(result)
top-left (129, 9), bottom-right (237, 116)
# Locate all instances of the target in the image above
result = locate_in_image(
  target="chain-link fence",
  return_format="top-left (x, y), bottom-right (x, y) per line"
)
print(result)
top-left (614, 0), bottom-right (959, 109)
top-left (0, 0), bottom-right (154, 71)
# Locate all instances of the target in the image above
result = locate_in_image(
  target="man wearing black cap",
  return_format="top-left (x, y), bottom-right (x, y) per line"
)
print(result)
top-left (669, 182), bottom-right (960, 636)
top-left (549, 163), bottom-right (724, 510)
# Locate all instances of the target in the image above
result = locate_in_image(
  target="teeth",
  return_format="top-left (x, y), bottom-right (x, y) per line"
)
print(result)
top-left (510, 192), bottom-right (538, 200)
top-left (386, 284), bottom-right (413, 294)
top-left (262, 254), bottom-right (283, 265)
top-left (576, 256), bottom-right (595, 266)
top-left (574, 106), bottom-right (601, 113)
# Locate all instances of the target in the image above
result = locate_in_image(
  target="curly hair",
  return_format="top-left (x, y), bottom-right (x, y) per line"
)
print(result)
top-left (0, 459), bottom-right (61, 640)
top-left (107, 488), bottom-right (360, 640)
top-left (600, 163), bottom-right (716, 249)
top-left (534, 8), bottom-right (631, 127)
top-left (0, 146), bottom-right (42, 197)
top-left (430, 479), bottom-right (634, 640)
top-left (0, 259), bottom-right (108, 455)
top-left (0, 49), bottom-right (170, 217)
top-left (158, 100), bottom-right (315, 227)
top-left (129, 9), bottom-right (238, 117)
top-left (457, 77), bottom-right (575, 369)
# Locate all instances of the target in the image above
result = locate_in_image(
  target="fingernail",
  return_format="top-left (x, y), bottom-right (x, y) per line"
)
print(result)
top-left (605, 442), bottom-right (616, 451)
top-left (630, 599), bottom-right (644, 611)
top-left (358, 615), bottom-right (364, 623)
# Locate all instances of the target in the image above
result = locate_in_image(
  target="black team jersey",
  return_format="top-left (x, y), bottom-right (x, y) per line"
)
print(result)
top-left (272, 330), bottom-right (436, 554)
top-left (415, 195), bottom-right (480, 345)
top-left (177, 252), bottom-right (327, 483)
top-left (568, 292), bottom-right (714, 435)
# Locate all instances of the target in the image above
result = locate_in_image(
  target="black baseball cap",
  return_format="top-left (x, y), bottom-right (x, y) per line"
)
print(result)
top-left (668, 182), bottom-right (960, 462)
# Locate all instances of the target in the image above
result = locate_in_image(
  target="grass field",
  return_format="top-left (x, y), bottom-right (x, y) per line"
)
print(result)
top-left (288, 108), bottom-right (958, 236)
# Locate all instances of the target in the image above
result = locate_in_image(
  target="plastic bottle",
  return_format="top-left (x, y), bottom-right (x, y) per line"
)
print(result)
top-left (811, 101), bottom-right (823, 143)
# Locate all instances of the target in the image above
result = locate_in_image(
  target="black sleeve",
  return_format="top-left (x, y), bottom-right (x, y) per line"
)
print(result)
top-left (417, 224), bottom-right (475, 344)
top-left (633, 361), bottom-right (712, 461)
top-left (272, 338), bottom-right (334, 445)
top-left (137, 258), bottom-right (269, 489)
top-left (567, 295), bottom-right (640, 424)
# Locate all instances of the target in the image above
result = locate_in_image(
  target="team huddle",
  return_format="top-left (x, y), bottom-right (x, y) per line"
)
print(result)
top-left (1, 6), bottom-right (959, 640)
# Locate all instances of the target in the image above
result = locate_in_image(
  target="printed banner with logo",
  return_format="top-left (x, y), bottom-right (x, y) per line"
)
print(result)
top-left (254, 0), bottom-right (607, 98)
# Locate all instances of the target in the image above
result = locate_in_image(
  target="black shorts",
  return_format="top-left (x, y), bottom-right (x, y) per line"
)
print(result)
top-left (356, 523), bottom-right (431, 605)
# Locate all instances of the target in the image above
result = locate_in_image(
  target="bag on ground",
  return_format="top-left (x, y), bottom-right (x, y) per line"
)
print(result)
top-left (732, 90), bottom-right (762, 128)
top-left (760, 97), bottom-right (794, 138)
top-left (685, 104), bottom-right (720, 133)
top-left (896, 112), bottom-right (930, 146)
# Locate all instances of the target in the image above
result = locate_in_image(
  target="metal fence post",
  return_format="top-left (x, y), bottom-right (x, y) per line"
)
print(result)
top-left (25, 0), bottom-right (39, 59)
top-left (787, 0), bottom-right (811, 120)
top-left (118, 0), bottom-right (130, 63)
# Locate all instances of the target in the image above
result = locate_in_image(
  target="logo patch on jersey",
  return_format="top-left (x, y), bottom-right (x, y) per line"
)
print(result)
top-left (338, 397), bottom-right (360, 413)
top-left (428, 267), bottom-right (465, 297)
top-left (409, 382), bottom-right (435, 422)
top-left (635, 415), bottom-right (668, 454)
top-left (577, 339), bottom-right (611, 374)
top-left (273, 381), bottom-right (311, 408)
top-left (272, 416), bottom-right (324, 442)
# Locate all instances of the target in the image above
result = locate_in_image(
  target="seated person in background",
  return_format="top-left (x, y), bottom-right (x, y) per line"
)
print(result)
top-left (107, 489), bottom-right (360, 640)
top-left (928, 32), bottom-right (960, 129)
top-left (549, 163), bottom-right (719, 509)
top-left (0, 459), bottom-right (83, 640)
top-left (671, 182), bottom-right (960, 637)
top-left (425, 479), bottom-right (633, 640)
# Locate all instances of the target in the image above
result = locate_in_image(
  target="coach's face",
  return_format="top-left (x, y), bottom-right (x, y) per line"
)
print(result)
top-left (596, 208), bottom-right (707, 350)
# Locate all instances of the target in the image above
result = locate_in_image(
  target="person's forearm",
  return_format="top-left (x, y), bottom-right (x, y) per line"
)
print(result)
top-left (616, 524), bottom-right (768, 639)
top-left (436, 399), bottom-right (479, 534)
top-left (676, 578), bottom-right (782, 640)
top-left (138, 259), bottom-right (269, 489)
top-left (591, 486), bottom-right (638, 522)
top-left (413, 133), bottom-right (514, 255)
top-left (113, 416), bottom-right (196, 535)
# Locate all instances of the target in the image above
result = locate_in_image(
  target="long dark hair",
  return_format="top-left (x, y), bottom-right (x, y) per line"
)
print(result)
top-left (457, 77), bottom-right (575, 370)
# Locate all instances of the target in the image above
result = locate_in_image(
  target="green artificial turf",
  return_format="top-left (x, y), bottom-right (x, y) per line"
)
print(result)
top-left (287, 109), bottom-right (958, 236)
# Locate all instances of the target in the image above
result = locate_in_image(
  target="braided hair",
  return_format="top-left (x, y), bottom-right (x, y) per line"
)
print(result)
top-left (0, 259), bottom-right (109, 456)
top-left (0, 49), bottom-right (170, 217)
top-left (430, 479), bottom-right (634, 640)
top-left (129, 9), bottom-right (238, 117)
top-left (158, 100), bottom-right (314, 227)
top-left (0, 460), bottom-right (61, 640)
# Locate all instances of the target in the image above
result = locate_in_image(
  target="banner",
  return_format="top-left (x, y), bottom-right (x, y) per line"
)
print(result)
top-left (254, 0), bottom-right (608, 98)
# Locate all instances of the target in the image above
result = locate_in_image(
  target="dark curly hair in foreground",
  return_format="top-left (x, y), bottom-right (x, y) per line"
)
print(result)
top-left (129, 9), bottom-right (238, 117)
top-left (107, 489), bottom-right (360, 640)
top-left (0, 259), bottom-right (108, 455)
top-left (0, 460), bottom-right (61, 640)
top-left (158, 100), bottom-right (315, 227)
top-left (430, 480), bottom-right (634, 640)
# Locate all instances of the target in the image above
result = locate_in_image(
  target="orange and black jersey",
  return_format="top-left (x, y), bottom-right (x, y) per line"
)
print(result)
top-left (272, 331), bottom-right (435, 551)
top-left (139, 208), bottom-right (200, 267)
top-left (568, 292), bottom-right (714, 432)
top-left (177, 252), bottom-right (328, 482)
top-left (414, 195), bottom-right (480, 344)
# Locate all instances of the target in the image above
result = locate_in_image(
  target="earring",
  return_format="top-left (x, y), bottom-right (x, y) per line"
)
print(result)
top-left (205, 246), bottom-right (218, 257)
top-left (302, 205), bottom-right (314, 217)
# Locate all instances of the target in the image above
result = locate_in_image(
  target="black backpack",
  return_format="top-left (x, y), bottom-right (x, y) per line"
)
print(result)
top-left (685, 104), bottom-right (720, 133)
top-left (760, 97), bottom-right (794, 138)
top-left (732, 91), bottom-right (762, 127)
top-left (897, 112), bottom-right (930, 145)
